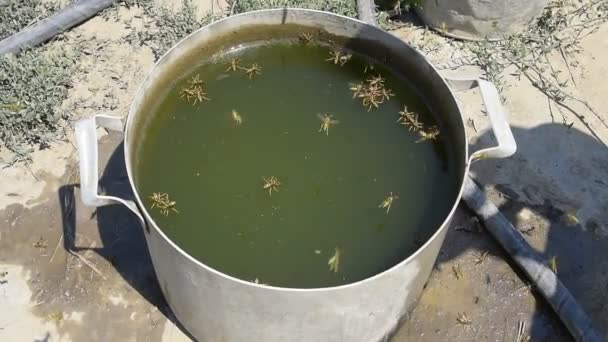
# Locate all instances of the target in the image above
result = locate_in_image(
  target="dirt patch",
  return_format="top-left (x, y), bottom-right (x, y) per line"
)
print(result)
top-left (0, 134), bottom-right (170, 341)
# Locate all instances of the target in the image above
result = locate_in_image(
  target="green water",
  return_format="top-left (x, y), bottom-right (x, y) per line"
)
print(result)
top-left (136, 41), bottom-right (458, 288)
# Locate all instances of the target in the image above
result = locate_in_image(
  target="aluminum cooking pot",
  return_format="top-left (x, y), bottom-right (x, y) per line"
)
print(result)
top-left (75, 9), bottom-right (516, 342)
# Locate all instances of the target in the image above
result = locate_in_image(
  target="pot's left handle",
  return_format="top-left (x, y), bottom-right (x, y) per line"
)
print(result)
top-left (444, 77), bottom-right (517, 163)
top-left (75, 114), bottom-right (145, 225)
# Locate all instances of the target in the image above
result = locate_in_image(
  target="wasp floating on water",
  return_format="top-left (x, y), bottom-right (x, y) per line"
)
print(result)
top-left (379, 192), bottom-right (398, 214)
top-left (328, 247), bottom-right (342, 273)
top-left (149, 192), bottom-right (179, 216)
top-left (317, 113), bottom-right (339, 136)
top-left (262, 176), bottom-right (282, 196)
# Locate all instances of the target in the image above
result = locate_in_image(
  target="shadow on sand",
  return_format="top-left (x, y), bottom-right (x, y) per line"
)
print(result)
top-left (58, 134), bottom-right (196, 340)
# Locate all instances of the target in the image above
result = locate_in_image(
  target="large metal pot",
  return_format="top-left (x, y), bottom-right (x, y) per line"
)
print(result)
top-left (416, 0), bottom-right (550, 40)
top-left (75, 9), bottom-right (516, 342)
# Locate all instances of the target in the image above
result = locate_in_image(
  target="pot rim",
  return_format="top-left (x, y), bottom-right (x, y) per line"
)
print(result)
top-left (124, 8), bottom-right (470, 292)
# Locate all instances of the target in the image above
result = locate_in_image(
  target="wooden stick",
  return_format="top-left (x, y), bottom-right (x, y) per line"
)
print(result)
top-left (68, 250), bottom-right (106, 280)
top-left (229, 0), bottom-right (238, 16)
top-left (356, 0), bottom-right (377, 27)
top-left (49, 232), bottom-right (64, 262)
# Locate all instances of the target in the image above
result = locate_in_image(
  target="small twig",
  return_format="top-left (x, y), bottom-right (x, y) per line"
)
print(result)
top-left (467, 118), bottom-right (477, 133)
top-left (512, 61), bottom-right (606, 143)
top-left (558, 46), bottom-right (577, 87)
top-left (546, 96), bottom-right (555, 123)
top-left (30, 290), bottom-right (46, 307)
top-left (229, 0), bottom-right (238, 16)
top-left (24, 162), bottom-right (41, 182)
top-left (68, 250), bottom-right (106, 280)
top-left (25, 15), bottom-right (42, 28)
top-left (515, 320), bottom-right (528, 342)
top-left (49, 233), bottom-right (64, 263)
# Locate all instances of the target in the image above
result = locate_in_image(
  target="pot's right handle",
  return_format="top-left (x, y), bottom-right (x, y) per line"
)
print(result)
top-left (75, 114), bottom-right (145, 225)
top-left (444, 77), bottom-right (517, 162)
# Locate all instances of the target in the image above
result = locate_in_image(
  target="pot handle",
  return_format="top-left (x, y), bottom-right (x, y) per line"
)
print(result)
top-left (444, 77), bottom-right (517, 162)
top-left (75, 114), bottom-right (145, 225)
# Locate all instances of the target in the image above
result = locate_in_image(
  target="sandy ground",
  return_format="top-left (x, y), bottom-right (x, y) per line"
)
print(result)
top-left (1, 1), bottom-right (606, 341)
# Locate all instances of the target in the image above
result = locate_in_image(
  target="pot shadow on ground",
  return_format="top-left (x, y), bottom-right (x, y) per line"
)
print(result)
top-left (433, 122), bottom-right (608, 341)
top-left (58, 135), bottom-right (196, 340)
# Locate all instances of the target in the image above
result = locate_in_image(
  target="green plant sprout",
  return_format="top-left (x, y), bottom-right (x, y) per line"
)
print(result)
top-left (550, 256), bottom-right (558, 274)
top-left (47, 311), bottom-right (64, 323)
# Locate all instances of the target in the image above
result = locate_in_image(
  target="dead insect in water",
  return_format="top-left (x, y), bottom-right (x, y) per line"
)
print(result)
top-left (317, 113), bottom-right (339, 136)
top-left (416, 126), bottom-right (440, 143)
top-left (188, 73), bottom-right (203, 86)
top-left (179, 74), bottom-right (209, 105)
top-left (349, 83), bottom-right (364, 98)
top-left (299, 32), bottom-right (313, 43)
top-left (149, 192), bottom-right (179, 216)
top-left (326, 50), bottom-right (352, 66)
top-left (262, 176), bottom-right (281, 196)
top-left (456, 312), bottom-right (472, 326)
top-left (225, 58), bottom-right (241, 72)
top-left (472, 250), bottom-right (489, 265)
top-left (240, 63), bottom-right (262, 79)
top-left (381, 87), bottom-right (395, 101)
top-left (397, 106), bottom-right (424, 132)
top-left (367, 74), bottom-right (385, 86)
top-left (179, 86), bottom-right (209, 105)
top-left (33, 237), bottom-right (48, 250)
top-left (452, 264), bottom-right (464, 279)
top-left (231, 109), bottom-right (243, 125)
top-left (378, 192), bottom-right (398, 214)
top-left (328, 247), bottom-right (342, 273)
top-left (350, 74), bottom-right (394, 111)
